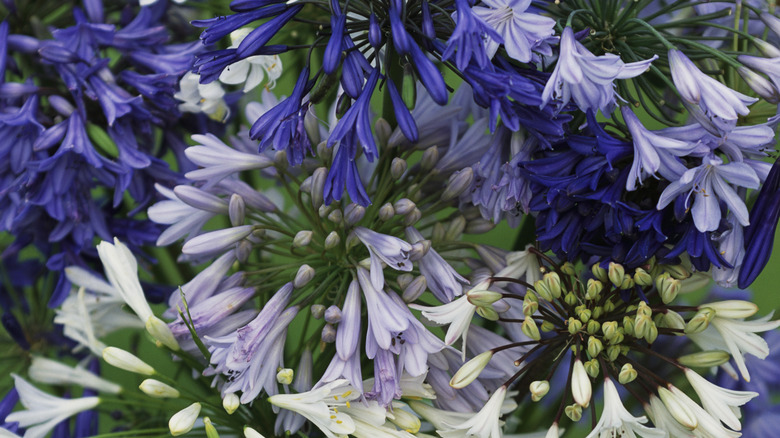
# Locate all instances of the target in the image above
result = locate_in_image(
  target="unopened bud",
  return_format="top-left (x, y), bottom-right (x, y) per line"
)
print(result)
top-left (388, 407), bottom-right (421, 433)
top-left (564, 292), bottom-right (577, 307)
top-left (601, 321), bottom-right (618, 341)
top-left (404, 208), bottom-right (422, 226)
top-left (204, 417), bottom-right (220, 438)
top-left (678, 350), bottom-right (731, 368)
top-left (276, 368), bottom-right (294, 385)
top-left (321, 324), bottom-right (336, 343)
top-left (379, 203), bottom-right (395, 221)
top-left (477, 306), bottom-right (500, 321)
top-left (467, 289), bottom-right (503, 306)
top-left (103, 347), bottom-right (154, 376)
top-left (530, 380), bottom-right (550, 402)
top-left (522, 318), bottom-right (541, 341)
top-left (665, 264), bottom-right (690, 279)
top-left (753, 38), bottom-right (780, 58)
top-left (304, 107), bottom-right (321, 145)
top-left (622, 316), bottom-right (635, 338)
top-left (169, 403), bottom-right (201, 436)
top-left (223, 393), bottom-right (240, 414)
top-left (702, 300), bottom-right (758, 319)
top-left (534, 279), bottom-right (552, 301)
top-left (586, 279), bottom-right (602, 300)
top-left (421, 146), bottom-right (439, 170)
top-left (661, 310), bottom-right (685, 331)
top-left (658, 387), bottom-right (698, 430)
top-left (544, 273), bottom-right (562, 299)
top-left (445, 216), bottom-right (467, 241)
top-left (324, 231), bottom-right (341, 250)
top-left (139, 379), bottom-right (180, 398)
top-left (561, 262), bottom-right (576, 276)
top-left (310, 304), bottom-right (325, 319)
top-left (634, 315), bottom-right (652, 339)
top-left (571, 360), bottom-right (591, 408)
top-left (324, 306), bottom-right (342, 324)
top-left (587, 336), bottom-right (603, 358)
top-left (394, 198), bottom-right (416, 215)
top-left (606, 345), bottom-right (621, 361)
top-left (541, 321), bottom-right (555, 332)
top-left (586, 320), bottom-right (601, 335)
top-left (146, 316), bottom-right (180, 351)
top-left (402, 276), bottom-right (427, 302)
top-left (409, 240), bottom-right (431, 261)
top-left (565, 404), bottom-right (582, 422)
top-left (375, 118), bottom-right (392, 147)
top-left (442, 168), bottom-right (474, 201)
top-left (344, 204), bottom-right (366, 225)
top-left (391, 158), bottom-right (408, 179)
top-left (685, 308), bottom-right (715, 334)
top-left (294, 264), bottom-right (315, 289)
top-left (319, 204), bottom-right (332, 218)
top-left (316, 141), bottom-right (331, 161)
top-left (633, 268), bottom-right (652, 287)
top-left (523, 295), bottom-right (538, 316)
top-left (608, 262), bottom-right (625, 287)
top-left (450, 351), bottom-right (494, 388)
top-left (584, 359), bottom-right (600, 378)
top-left (274, 150), bottom-right (287, 166)
top-left (644, 322), bottom-right (658, 344)
top-left (327, 209), bottom-right (343, 224)
top-left (310, 168), bottom-right (327, 210)
top-left (397, 273), bottom-right (414, 290)
top-left (567, 317), bottom-right (582, 335)
top-left (659, 276), bottom-right (680, 304)
top-left (592, 264), bottom-right (608, 282)
top-left (244, 426), bottom-right (265, 438)
top-left (293, 230), bottom-right (313, 247)
top-left (618, 364), bottom-right (637, 384)
top-left (432, 222), bottom-right (446, 241)
top-left (577, 308), bottom-right (592, 324)
top-left (637, 301), bottom-right (652, 318)
top-left (465, 219), bottom-right (495, 234)
top-left (229, 194), bottom-right (245, 227)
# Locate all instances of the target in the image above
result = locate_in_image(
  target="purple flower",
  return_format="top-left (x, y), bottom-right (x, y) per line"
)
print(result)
top-left (739, 158), bottom-right (780, 288)
top-left (442, 0), bottom-right (501, 70)
top-left (328, 69), bottom-right (380, 161)
top-left (657, 155), bottom-right (760, 232)
top-left (542, 27), bottom-right (657, 114)
top-left (405, 227), bottom-right (468, 303)
top-left (354, 227), bottom-right (413, 290)
top-left (472, 0), bottom-right (556, 63)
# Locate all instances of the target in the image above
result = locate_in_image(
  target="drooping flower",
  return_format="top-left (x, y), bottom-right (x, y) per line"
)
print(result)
top-left (585, 378), bottom-right (665, 438)
top-left (472, 0), bottom-right (556, 63)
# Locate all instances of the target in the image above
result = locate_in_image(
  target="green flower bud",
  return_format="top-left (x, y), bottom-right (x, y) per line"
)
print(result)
top-left (561, 262), bottom-right (576, 276)
top-left (685, 308), bottom-right (715, 335)
top-left (204, 417), bottom-right (220, 438)
top-left (567, 317), bottom-right (583, 335)
top-left (530, 380), bottom-right (550, 402)
top-left (223, 393), bottom-right (240, 415)
top-left (541, 321), bottom-right (556, 332)
top-left (445, 216), bottom-right (467, 242)
top-left (276, 368), bottom-right (294, 385)
top-left (602, 321), bottom-right (618, 341)
top-left (657, 387), bottom-right (698, 430)
top-left (608, 262), bottom-right (625, 287)
top-left (564, 292), bottom-right (578, 307)
top-left (665, 264), bottom-right (691, 279)
top-left (544, 272), bottom-right (562, 299)
top-left (633, 268), bottom-right (652, 287)
top-left (661, 310), bottom-right (685, 332)
top-left (467, 290), bottom-right (503, 306)
top-left (391, 158), bottom-right (408, 179)
top-left (659, 276), bottom-right (681, 304)
top-left (587, 336), bottom-right (603, 358)
top-left (606, 345), bottom-right (621, 361)
top-left (324, 231), bottom-right (341, 250)
top-left (678, 351), bottom-right (731, 368)
top-left (450, 351), bottom-right (493, 388)
top-left (636, 301), bottom-right (652, 318)
top-left (584, 359), bottom-right (600, 378)
top-left (634, 314), bottom-right (652, 339)
top-left (622, 316), bottom-right (636, 338)
top-left (586, 279), bottom-right (603, 300)
top-left (620, 276), bottom-right (634, 290)
top-left (618, 364), bottom-right (637, 384)
top-left (702, 301), bottom-right (758, 319)
top-left (293, 230), bottom-right (313, 247)
top-left (644, 322), bottom-right (658, 344)
top-left (565, 404), bottom-right (583, 422)
top-left (522, 318), bottom-right (541, 341)
top-left (522, 297), bottom-right (538, 317)
top-left (592, 306), bottom-right (603, 320)
top-left (603, 299), bottom-right (616, 313)
top-left (388, 408), bottom-right (421, 434)
top-left (577, 308), bottom-right (592, 324)
top-left (609, 330), bottom-right (625, 345)
top-left (592, 264), bottom-right (608, 282)
top-left (139, 379), bottom-right (180, 398)
top-left (476, 306), bottom-right (500, 321)
top-left (587, 320), bottom-right (601, 335)
top-left (534, 279), bottom-right (553, 301)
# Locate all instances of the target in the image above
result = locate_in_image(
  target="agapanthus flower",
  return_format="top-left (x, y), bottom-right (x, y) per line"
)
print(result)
top-left (472, 0), bottom-right (557, 63)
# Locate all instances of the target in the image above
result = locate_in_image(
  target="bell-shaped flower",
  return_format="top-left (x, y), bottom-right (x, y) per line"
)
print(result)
top-left (354, 227), bottom-right (413, 290)
top-left (406, 227), bottom-right (468, 303)
top-left (542, 27), bottom-right (657, 115)
top-left (411, 294), bottom-right (476, 351)
top-left (684, 368), bottom-right (757, 430)
top-left (439, 385), bottom-right (507, 438)
top-left (184, 133), bottom-right (274, 184)
top-left (472, 0), bottom-right (556, 63)
top-left (656, 155), bottom-right (760, 232)
top-left (29, 357), bottom-right (121, 394)
top-left (6, 375), bottom-right (100, 438)
top-left (175, 72), bottom-right (229, 121)
top-left (218, 28), bottom-right (282, 92)
top-left (585, 378), bottom-right (665, 438)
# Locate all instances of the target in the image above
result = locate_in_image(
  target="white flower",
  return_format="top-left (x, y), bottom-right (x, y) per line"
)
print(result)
top-left (29, 356), bottom-right (121, 394)
top-left (668, 386), bottom-right (741, 438)
top-left (645, 394), bottom-right (696, 438)
top-left (175, 72), bottom-right (229, 121)
top-left (439, 385), bottom-right (507, 438)
top-left (410, 294), bottom-right (476, 349)
top-left (494, 245), bottom-right (542, 284)
top-left (685, 368), bottom-right (757, 430)
top-left (585, 378), bottom-right (665, 438)
top-left (6, 374), bottom-right (100, 438)
top-left (219, 28), bottom-right (283, 92)
top-left (689, 311), bottom-right (780, 381)
top-left (269, 380), bottom-right (377, 438)
top-left (169, 402), bottom-right (201, 436)
top-left (571, 359), bottom-right (592, 408)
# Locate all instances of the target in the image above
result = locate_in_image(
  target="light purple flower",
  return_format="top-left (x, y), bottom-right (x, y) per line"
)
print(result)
top-left (472, 0), bottom-right (556, 63)
top-left (148, 184), bottom-right (216, 247)
top-left (164, 251), bottom-right (236, 318)
top-left (621, 106), bottom-right (699, 190)
top-left (669, 49), bottom-right (757, 130)
top-left (184, 133), bottom-right (274, 185)
top-left (168, 286), bottom-right (255, 337)
top-left (354, 227), bottom-right (413, 290)
top-left (541, 27), bottom-right (657, 114)
top-left (357, 267), bottom-right (409, 352)
top-left (657, 155), bottom-right (760, 232)
top-left (406, 227), bottom-right (468, 303)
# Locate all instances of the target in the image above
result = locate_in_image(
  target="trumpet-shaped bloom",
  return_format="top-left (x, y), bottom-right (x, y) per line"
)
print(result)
top-left (472, 0), bottom-right (556, 63)
top-left (439, 386), bottom-right (507, 438)
top-left (585, 378), bottom-right (665, 438)
top-left (542, 27), bottom-right (657, 115)
top-left (656, 155), bottom-right (760, 232)
top-left (685, 369), bottom-right (757, 430)
top-left (354, 227), bottom-right (413, 290)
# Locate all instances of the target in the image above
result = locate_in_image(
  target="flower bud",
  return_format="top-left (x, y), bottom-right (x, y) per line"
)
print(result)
top-left (591, 263), bottom-right (608, 282)
top-left (622, 316), bottom-right (635, 338)
top-left (634, 314), bottom-right (652, 339)
top-left (103, 347), bottom-right (155, 376)
top-left (432, 222), bottom-right (446, 242)
top-left (274, 150), bottom-right (287, 166)
top-left (169, 402), bottom-right (201, 436)
top-left (235, 240), bottom-right (252, 263)
top-left (442, 168), bottom-right (474, 201)
top-left (541, 321), bottom-right (555, 332)
top-left (293, 230), bottom-right (313, 247)
top-left (584, 359), bottom-right (600, 378)
top-left (518, 317), bottom-right (539, 341)
top-left (421, 146), bottom-right (439, 170)
top-left (388, 407), bottom-right (421, 433)
top-left (139, 379), bottom-right (180, 398)
top-left (223, 393), bottom-right (240, 414)
top-left (523, 296), bottom-right (538, 316)
top-left (146, 316), bottom-right (180, 351)
top-left (403, 208), bottom-right (422, 226)
top-left (321, 324), bottom-right (336, 343)
top-left (661, 310), bottom-right (685, 331)
top-left (316, 140), bottom-right (331, 161)
top-left (450, 351), bottom-right (493, 388)
top-left (567, 317), bottom-right (582, 335)
top-left (477, 306), bottom-right (500, 321)
top-left (324, 231), bottom-right (341, 250)
top-left (561, 262), bottom-right (576, 276)
top-left (530, 380), bottom-right (550, 402)
top-left (445, 216), bottom-right (466, 241)
top-left (409, 240), bottom-right (431, 261)
top-left (585, 320), bottom-right (600, 335)
top-left (391, 158), bottom-right (408, 179)
top-left (345, 204), bottom-right (366, 226)
top-left (534, 279), bottom-right (552, 301)
top-left (327, 208), bottom-right (343, 224)
top-left (659, 276), bottom-right (680, 304)
top-left (678, 351), bottom-right (731, 368)
top-left (319, 204), bottom-right (332, 218)
top-left (394, 198), bottom-right (416, 215)
top-left (620, 276), bottom-right (634, 290)
top-left (310, 168), bottom-right (327, 210)
top-left (467, 289), bottom-right (502, 306)
top-left (244, 426), bottom-right (265, 438)
top-left (608, 262), bottom-right (625, 287)
top-left (618, 364), bottom-right (637, 384)
top-left (702, 300), bottom-right (758, 319)
top-left (571, 360), bottom-right (591, 408)
top-left (601, 321), bottom-right (618, 341)
top-left (294, 264), bottom-right (315, 289)
top-left (664, 264), bottom-right (690, 279)
top-left (685, 308), bottom-right (715, 335)
top-left (565, 404), bottom-right (582, 422)
top-left (544, 273), bottom-right (562, 299)
top-left (324, 305), bottom-right (342, 324)
top-left (465, 219), bottom-right (495, 234)
top-left (644, 322), bottom-right (658, 344)
top-left (310, 304), bottom-right (326, 319)
top-left (564, 292), bottom-right (577, 307)
top-left (753, 38), bottom-right (780, 58)
top-left (586, 279), bottom-right (602, 300)
top-left (658, 387), bottom-right (698, 430)
top-left (304, 110), bottom-right (321, 146)
top-left (587, 336), bottom-right (603, 358)
top-left (276, 368), bottom-right (294, 385)
top-left (204, 417), bottom-right (220, 438)
top-left (229, 194), bottom-right (245, 227)
top-left (633, 268), bottom-right (652, 287)
top-left (379, 203), bottom-right (395, 221)
top-left (577, 308), bottom-right (591, 324)
top-left (606, 345), bottom-right (621, 361)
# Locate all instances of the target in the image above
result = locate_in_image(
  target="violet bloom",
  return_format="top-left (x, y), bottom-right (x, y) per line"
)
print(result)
top-left (354, 227), bottom-right (413, 290)
top-left (472, 0), bottom-right (556, 63)
top-left (317, 280), bottom-right (363, 391)
top-left (621, 106), bottom-right (699, 190)
top-left (657, 155), bottom-right (760, 232)
top-left (669, 49), bottom-right (757, 130)
top-left (443, 0), bottom-right (500, 70)
top-left (405, 227), bottom-right (468, 303)
top-left (542, 27), bottom-right (657, 115)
